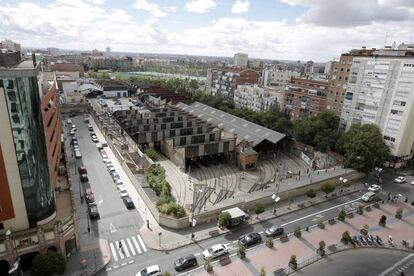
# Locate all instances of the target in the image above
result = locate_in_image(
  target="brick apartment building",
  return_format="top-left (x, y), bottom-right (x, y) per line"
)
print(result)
top-left (206, 67), bottom-right (261, 98)
top-left (283, 77), bottom-right (329, 121)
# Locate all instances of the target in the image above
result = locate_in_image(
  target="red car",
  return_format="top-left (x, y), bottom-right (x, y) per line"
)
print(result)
top-left (78, 166), bottom-right (87, 174)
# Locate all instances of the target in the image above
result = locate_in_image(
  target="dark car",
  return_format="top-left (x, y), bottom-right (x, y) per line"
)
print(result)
top-left (174, 254), bottom-right (198, 271)
top-left (78, 166), bottom-right (87, 174)
top-left (88, 203), bottom-right (100, 219)
top-left (80, 174), bottom-right (89, 183)
top-left (122, 196), bottom-right (135, 209)
top-left (265, 225), bottom-right (284, 237)
top-left (238, 232), bottom-right (262, 247)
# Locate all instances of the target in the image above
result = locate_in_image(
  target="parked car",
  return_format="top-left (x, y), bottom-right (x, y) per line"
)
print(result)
top-left (88, 203), bottom-right (100, 219)
top-left (84, 117), bottom-right (90, 123)
top-left (174, 254), bottom-right (198, 271)
top-left (90, 132), bottom-right (96, 137)
top-left (67, 119), bottom-right (72, 124)
top-left (69, 113), bottom-right (76, 117)
top-left (238, 232), bottom-right (262, 247)
top-left (106, 161), bottom-right (113, 167)
top-left (202, 244), bottom-right (228, 259)
top-left (71, 136), bottom-right (77, 143)
top-left (70, 130), bottom-right (76, 136)
top-left (111, 172), bottom-right (120, 181)
top-left (394, 176), bottom-right (406, 183)
top-left (107, 165), bottom-right (116, 172)
top-left (96, 143), bottom-right (103, 150)
top-left (101, 140), bottom-right (108, 147)
top-left (101, 152), bottom-right (108, 159)
top-left (92, 136), bottom-right (99, 143)
top-left (123, 196), bottom-right (135, 209)
top-left (136, 265), bottom-right (161, 276)
top-left (71, 124), bottom-right (76, 130)
top-left (362, 191), bottom-right (377, 202)
top-left (73, 144), bottom-right (80, 150)
top-left (265, 225), bottom-right (284, 237)
top-left (71, 140), bottom-right (78, 147)
top-left (80, 174), bottom-right (89, 183)
top-left (102, 157), bottom-right (110, 164)
top-left (75, 150), bottom-right (82, 159)
top-left (119, 188), bottom-right (129, 198)
top-left (368, 184), bottom-right (381, 193)
top-left (411, 181), bottom-right (414, 186)
top-left (78, 166), bottom-right (88, 174)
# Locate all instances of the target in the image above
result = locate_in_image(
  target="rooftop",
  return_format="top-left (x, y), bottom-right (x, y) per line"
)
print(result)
top-left (176, 101), bottom-right (285, 146)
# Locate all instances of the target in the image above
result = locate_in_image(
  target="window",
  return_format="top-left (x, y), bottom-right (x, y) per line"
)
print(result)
top-left (180, 137), bottom-right (186, 146)
top-left (169, 129), bottom-right (176, 137)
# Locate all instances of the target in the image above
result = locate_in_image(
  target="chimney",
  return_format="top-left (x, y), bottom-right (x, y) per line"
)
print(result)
top-left (32, 53), bottom-right (36, 67)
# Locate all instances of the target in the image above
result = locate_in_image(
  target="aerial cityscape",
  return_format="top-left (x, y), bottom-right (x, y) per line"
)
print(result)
top-left (1, 1), bottom-right (414, 276)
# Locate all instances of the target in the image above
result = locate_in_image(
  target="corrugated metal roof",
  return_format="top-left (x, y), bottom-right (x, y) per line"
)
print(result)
top-left (176, 101), bottom-right (285, 146)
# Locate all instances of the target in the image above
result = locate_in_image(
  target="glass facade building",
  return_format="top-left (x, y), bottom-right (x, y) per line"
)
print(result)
top-left (0, 75), bottom-right (55, 227)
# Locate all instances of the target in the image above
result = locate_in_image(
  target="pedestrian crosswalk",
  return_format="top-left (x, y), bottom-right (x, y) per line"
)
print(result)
top-left (109, 235), bottom-right (148, 262)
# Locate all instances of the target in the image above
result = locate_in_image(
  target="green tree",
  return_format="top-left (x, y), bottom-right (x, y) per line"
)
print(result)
top-left (293, 111), bottom-right (340, 152)
top-left (336, 124), bottom-right (390, 172)
top-left (321, 182), bottom-right (335, 195)
top-left (293, 225), bottom-right (301, 237)
top-left (238, 244), bottom-right (246, 258)
top-left (289, 255), bottom-right (298, 270)
top-left (218, 211), bottom-right (232, 227)
top-left (338, 208), bottom-right (346, 221)
top-left (145, 148), bottom-right (159, 161)
top-left (379, 215), bottom-right (387, 226)
top-left (31, 251), bottom-right (66, 276)
top-left (306, 189), bottom-right (316, 198)
top-left (260, 267), bottom-right (266, 276)
top-left (255, 203), bottom-right (265, 218)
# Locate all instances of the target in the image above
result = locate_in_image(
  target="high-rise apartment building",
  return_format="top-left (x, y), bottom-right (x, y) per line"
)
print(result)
top-left (341, 46), bottom-right (414, 164)
top-left (234, 85), bottom-right (282, 112)
top-left (262, 69), bottom-right (300, 89)
top-left (0, 52), bottom-right (57, 230)
top-left (206, 67), bottom-right (261, 98)
top-left (234, 53), bottom-right (248, 68)
top-left (0, 39), bottom-right (21, 53)
top-left (327, 48), bottom-right (375, 117)
top-left (283, 77), bottom-right (329, 121)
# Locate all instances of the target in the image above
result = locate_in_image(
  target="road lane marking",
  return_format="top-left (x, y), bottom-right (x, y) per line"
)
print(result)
top-left (194, 253), bottom-right (201, 256)
top-left (109, 242), bottom-right (118, 262)
top-left (126, 238), bottom-right (136, 256)
top-left (137, 235), bottom-right (147, 252)
top-left (110, 223), bottom-right (117, 233)
top-left (132, 236), bottom-right (142, 254)
top-left (258, 231), bottom-right (263, 234)
top-left (120, 239), bottom-right (130, 258)
top-left (232, 240), bottom-right (238, 243)
top-left (378, 253), bottom-right (414, 276)
top-left (281, 197), bottom-right (362, 227)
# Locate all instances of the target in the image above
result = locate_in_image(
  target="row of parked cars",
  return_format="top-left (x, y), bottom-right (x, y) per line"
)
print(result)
top-left (137, 224), bottom-right (285, 275)
top-left (78, 165), bottom-right (100, 219)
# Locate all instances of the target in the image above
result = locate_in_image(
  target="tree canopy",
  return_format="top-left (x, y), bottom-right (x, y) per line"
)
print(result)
top-left (336, 124), bottom-right (390, 172)
top-left (31, 251), bottom-right (66, 276)
top-left (293, 111), bottom-right (340, 152)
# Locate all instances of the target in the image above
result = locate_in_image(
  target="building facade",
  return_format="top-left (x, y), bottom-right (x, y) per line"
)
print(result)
top-left (206, 67), bottom-right (261, 98)
top-left (234, 85), bottom-right (282, 112)
top-left (283, 77), bottom-right (328, 121)
top-left (0, 55), bottom-right (56, 231)
top-left (234, 53), bottom-right (248, 68)
top-left (340, 48), bottom-right (414, 163)
top-left (0, 39), bottom-right (21, 53)
top-left (262, 69), bottom-right (300, 89)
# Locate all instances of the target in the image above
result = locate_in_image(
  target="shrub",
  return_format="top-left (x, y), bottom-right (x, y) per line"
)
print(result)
top-left (145, 148), bottom-right (159, 161)
top-left (341, 231), bottom-right (352, 244)
top-left (289, 255), bottom-right (298, 270)
top-left (318, 219), bottom-right (325, 229)
top-left (294, 225), bottom-right (301, 238)
top-left (306, 189), bottom-right (316, 198)
top-left (357, 204), bottom-right (364, 215)
top-left (204, 256), bottom-right (213, 272)
top-left (338, 209), bottom-right (346, 221)
top-left (31, 251), bottom-right (66, 276)
top-left (379, 215), bottom-right (387, 226)
top-left (162, 273), bottom-right (171, 276)
top-left (238, 244), bottom-right (246, 259)
top-left (255, 203), bottom-right (265, 218)
top-left (318, 240), bottom-right (326, 256)
top-left (321, 182), bottom-right (335, 195)
top-left (395, 207), bottom-right (403, 219)
top-left (218, 212), bottom-right (232, 228)
top-left (260, 267), bottom-right (266, 276)
top-left (157, 202), bottom-right (186, 218)
top-left (373, 202), bottom-right (380, 208)
top-left (266, 236), bottom-right (274, 248)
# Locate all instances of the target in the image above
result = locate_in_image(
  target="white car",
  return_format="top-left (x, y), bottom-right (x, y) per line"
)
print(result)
top-left (362, 191), bottom-right (377, 202)
top-left (394, 176), bottom-right (406, 183)
top-left (101, 140), bottom-right (108, 147)
top-left (74, 150), bottom-right (82, 159)
top-left (96, 143), bottom-right (103, 150)
top-left (107, 165), bottom-right (116, 172)
top-left (106, 161), bottom-right (113, 167)
top-left (368, 184), bottom-right (381, 193)
top-left (67, 119), bottom-right (72, 124)
top-left (70, 130), bottom-right (75, 136)
top-left (202, 244), bottom-right (228, 259)
top-left (136, 265), bottom-right (161, 276)
top-left (115, 179), bottom-right (124, 186)
top-left (118, 186), bottom-right (129, 198)
top-left (411, 181), bottom-right (414, 186)
top-left (92, 137), bottom-right (99, 143)
top-left (102, 157), bottom-right (110, 164)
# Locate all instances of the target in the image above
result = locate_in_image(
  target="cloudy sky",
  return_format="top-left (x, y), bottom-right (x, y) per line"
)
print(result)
top-left (0, 0), bottom-right (413, 61)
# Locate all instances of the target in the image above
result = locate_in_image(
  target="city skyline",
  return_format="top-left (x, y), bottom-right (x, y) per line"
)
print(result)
top-left (1, 0), bottom-right (413, 61)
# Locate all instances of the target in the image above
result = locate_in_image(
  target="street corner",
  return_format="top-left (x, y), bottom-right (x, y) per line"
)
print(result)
top-left (99, 238), bottom-right (112, 267)
top-left (139, 227), bottom-right (163, 251)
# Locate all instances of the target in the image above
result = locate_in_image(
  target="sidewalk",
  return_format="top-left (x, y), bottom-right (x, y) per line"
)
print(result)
top-left (200, 200), bottom-right (414, 276)
top-left (140, 183), bottom-right (365, 251)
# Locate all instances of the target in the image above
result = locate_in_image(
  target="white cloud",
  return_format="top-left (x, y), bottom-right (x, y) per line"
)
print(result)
top-left (85, 0), bottom-right (105, 5)
top-left (185, 0), bottom-right (217, 13)
top-left (231, 1), bottom-right (250, 14)
top-left (166, 6), bottom-right (177, 13)
top-left (133, 0), bottom-right (166, 18)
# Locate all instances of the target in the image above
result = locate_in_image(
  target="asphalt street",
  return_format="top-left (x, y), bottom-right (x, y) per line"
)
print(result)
top-left (292, 248), bottom-right (410, 276)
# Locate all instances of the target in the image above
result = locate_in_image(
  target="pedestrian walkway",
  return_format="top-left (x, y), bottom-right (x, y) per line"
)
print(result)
top-left (380, 254), bottom-right (414, 276)
top-left (108, 234), bottom-right (148, 262)
top-left (196, 201), bottom-right (414, 276)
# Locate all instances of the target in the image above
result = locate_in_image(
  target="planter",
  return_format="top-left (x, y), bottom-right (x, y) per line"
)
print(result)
top-left (280, 235), bottom-right (289, 243)
top-left (327, 244), bottom-right (337, 252)
top-left (360, 229), bottom-right (368, 236)
top-left (317, 249), bottom-right (326, 256)
top-left (347, 213), bottom-right (354, 218)
top-left (395, 214), bottom-right (402, 219)
top-left (289, 263), bottom-right (297, 270)
top-left (204, 264), bottom-right (213, 272)
top-left (318, 223), bottom-right (325, 229)
top-left (365, 206), bottom-right (372, 212)
top-left (328, 218), bottom-right (336, 225)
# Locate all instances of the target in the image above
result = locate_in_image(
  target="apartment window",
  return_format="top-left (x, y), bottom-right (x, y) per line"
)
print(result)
top-left (209, 133), bottom-right (215, 141)
top-left (161, 124), bottom-right (166, 130)
top-left (169, 129), bottom-right (176, 137)
top-left (197, 127), bottom-right (203, 134)
top-left (180, 137), bottom-right (186, 146)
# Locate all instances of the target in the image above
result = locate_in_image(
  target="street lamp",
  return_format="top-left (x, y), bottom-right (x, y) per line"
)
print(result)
top-left (271, 194), bottom-right (281, 215)
top-left (188, 216), bottom-right (196, 240)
